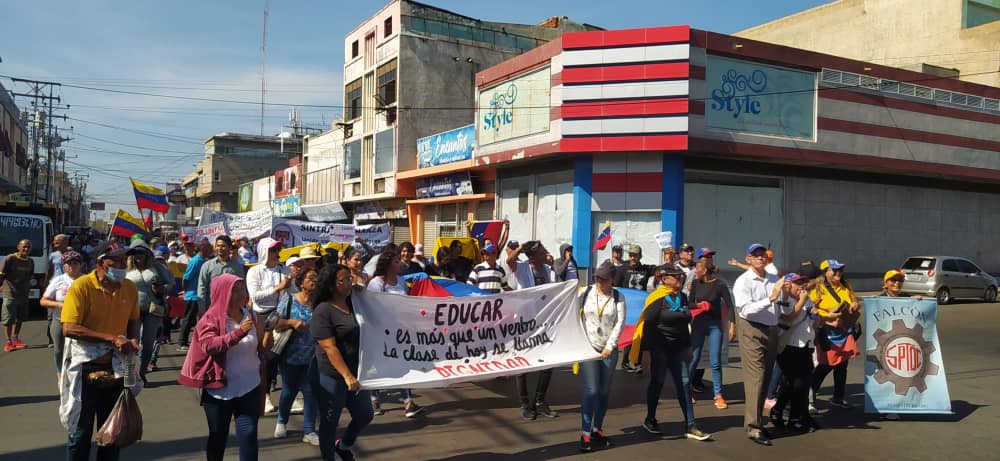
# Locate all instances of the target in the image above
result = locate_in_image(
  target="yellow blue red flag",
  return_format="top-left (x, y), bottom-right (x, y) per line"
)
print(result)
top-left (130, 178), bottom-right (169, 213)
top-left (110, 209), bottom-right (148, 238)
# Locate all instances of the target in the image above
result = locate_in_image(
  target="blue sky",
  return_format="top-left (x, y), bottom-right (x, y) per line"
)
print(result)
top-left (0, 0), bottom-right (829, 220)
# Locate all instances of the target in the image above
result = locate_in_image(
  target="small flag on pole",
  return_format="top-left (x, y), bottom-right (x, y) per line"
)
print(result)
top-left (593, 220), bottom-right (612, 251)
top-left (110, 209), bottom-right (149, 239)
top-left (143, 209), bottom-right (154, 232)
top-left (130, 178), bottom-right (170, 213)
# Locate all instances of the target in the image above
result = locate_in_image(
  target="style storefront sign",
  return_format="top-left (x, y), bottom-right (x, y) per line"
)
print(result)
top-left (705, 55), bottom-right (817, 140)
top-left (478, 66), bottom-right (551, 146)
top-left (417, 124), bottom-right (475, 168)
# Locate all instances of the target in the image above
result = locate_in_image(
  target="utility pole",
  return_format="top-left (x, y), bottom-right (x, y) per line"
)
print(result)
top-left (259, 0), bottom-right (269, 136)
top-left (10, 77), bottom-right (62, 204)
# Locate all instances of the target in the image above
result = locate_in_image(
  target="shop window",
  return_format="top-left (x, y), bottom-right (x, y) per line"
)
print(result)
top-left (964, 0), bottom-right (1000, 28)
top-left (351, 40), bottom-right (359, 58)
top-left (345, 78), bottom-right (362, 121)
top-left (344, 139), bottom-right (361, 180)
top-left (384, 17), bottom-right (393, 37)
top-left (377, 59), bottom-right (397, 107)
top-left (213, 171), bottom-right (221, 182)
top-left (374, 129), bottom-right (394, 175)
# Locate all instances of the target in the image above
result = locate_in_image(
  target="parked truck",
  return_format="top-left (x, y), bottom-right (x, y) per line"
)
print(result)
top-left (0, 206), bottom-right (56, 306)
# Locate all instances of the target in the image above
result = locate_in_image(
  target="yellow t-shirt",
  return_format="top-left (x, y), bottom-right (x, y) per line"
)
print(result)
top-left (61, 272), bottom-right (140, 337)
top-left (810, 282), bottom-right (855, 317)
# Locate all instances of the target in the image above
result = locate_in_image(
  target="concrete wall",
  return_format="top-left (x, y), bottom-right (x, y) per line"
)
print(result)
top-left (785, 176), bottom-right (1000, 283)
top-left (735, 0), bottom-right (1000, 88)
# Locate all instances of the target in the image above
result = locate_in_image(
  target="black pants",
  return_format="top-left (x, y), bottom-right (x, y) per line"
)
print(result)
top-left (201, 387), bottom-right (260, 461)
top-left (516, 369), bottom-right (552, 405)
top-left (66, 378), bottom-right (123, 461)
top-left (178, 300), bottom-right (201, 346)
top-left (812, 360), bottom-right (849, 402)
top-left (262, 352), bottom-right (280, 392)
top-left (774, 345), bottom-right (814, 423)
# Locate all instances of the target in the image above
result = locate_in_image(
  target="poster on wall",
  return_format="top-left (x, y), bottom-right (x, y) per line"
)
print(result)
top-left (417, 124), bottom-right (475, 168)
top-left (355, 281), bottom-right (600, 389)
top-left (200, 208), bottom-right (272, 239)
top-left (273, 195), bottom-right (302, 217)
top-left (478, 66), bottom-right (551, 146)
top-left (705, 55), bottom-right (816, 140)
top-left (238, 182), bottom-right (253, 212)
top-left (415, 172), bottom-right (474, 199)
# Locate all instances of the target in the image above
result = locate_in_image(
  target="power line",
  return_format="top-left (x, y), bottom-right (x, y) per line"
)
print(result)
top-left (72, 131), bottom-right (206, 155)
top-left (68, 116), bottom-right (205, 143)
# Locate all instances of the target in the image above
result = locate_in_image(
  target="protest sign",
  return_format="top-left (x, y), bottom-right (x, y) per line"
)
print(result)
top-left (271, 217), bottom-right (355, 246)
top-left (180, 221), bottom-right (228, 242)
top-left (356, 222), bottom-right (390, 252)
top-left (863, 296), bottom-right (951, 414)
top-left (653, 231), bottom-right (673, 249)
top-left (199, 208), bottom-right (272, 239)
top-left (353, 280), bottom-right (600, 389)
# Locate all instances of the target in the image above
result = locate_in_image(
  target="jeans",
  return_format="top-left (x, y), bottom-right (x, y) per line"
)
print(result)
top-left (516, 369), bottom-right (553, 405)
top-left (278, 362), bottom-right (316, 433)
top-left (580, 349), bottom-right (618, 433)
top-left (774, 345), bottom-right (814, 423)
top-left (50, 315), bottom-right (64, 374)
top-left (766, 362), bottom-right (783, 399)
top-left (201, 387), bottom-right (260, 461)
top-left (812, 360), bottom-right (849, 402)
top-left (66, 377), bottom-right (123, 461)
top-left (178, 299), bottom-right (201, 346)
top-left (646, 347), bottom-right (695, 427)
top-left (311, 363), bottom-right (373, 461)
top-left (688, 318), bottom-right (724, 396)
top-left (139, 312), bottom-right (162, 380)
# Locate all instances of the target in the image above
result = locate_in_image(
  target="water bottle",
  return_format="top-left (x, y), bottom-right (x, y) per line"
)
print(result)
top-left (123, 348), bottom-right (137, 387)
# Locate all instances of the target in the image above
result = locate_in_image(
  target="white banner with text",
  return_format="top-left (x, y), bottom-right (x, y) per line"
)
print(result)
top-left (355, 281), bottom-right (600, 389)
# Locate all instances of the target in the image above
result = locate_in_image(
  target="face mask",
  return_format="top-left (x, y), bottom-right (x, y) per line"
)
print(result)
top-left (105, 267), bottom-right (128, 283)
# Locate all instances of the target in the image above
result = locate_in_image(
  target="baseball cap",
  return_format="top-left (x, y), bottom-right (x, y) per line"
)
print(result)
top-left (96, 242), bottom-right (134, 261)
top-left (180, 234), bottom-right (193, 243)
top-left (883, 269), bottom-right (905, 282)
top-left (506, 240), bottom-right (519, 250)
top-left (414, 243), bottom-right (424, 256)
top-left (62, 251), bottom-right (83, 264)
top-left (783, 272), bottom-right (808, 284)
top-left (746, 243), bottom-right (767, 254)
top-left (627, 244), bottom-right (642, 256)
top-left (654, 264), bottom-right (684, 278)
top-left (153, 248), bottom-right (168, 260)
top-left (680, 243), bottom-right (695, 253)
top-left (820, 259), bottom-right (845, 271)
top-left (482, 243), bottom-right (497, 254)
top-left (611, 244), bottom-right (623, 253)
top-left (695, 248), bottom-right (716, 259)
top-left (594, 262), bottom-right (615, 280)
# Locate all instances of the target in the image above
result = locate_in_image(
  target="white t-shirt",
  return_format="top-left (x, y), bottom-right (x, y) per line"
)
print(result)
top-left (42, 273), bottom-right (75, 318)
top-left (208, 308), bottom-right (261, 400)
top-left (367, 276), bottom-right (407, 295)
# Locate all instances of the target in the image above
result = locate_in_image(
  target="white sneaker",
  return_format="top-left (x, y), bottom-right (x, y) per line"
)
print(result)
top-left (808, 403), bottom-right (818, 415)
top-left (265, 395), bottom-right (276, 414)
top-left (302, 432), bottom-right (320, 446)
top-left (291, 396), bottom-right (304, 415)
top-left (274, 422), bottom-right (287, 439)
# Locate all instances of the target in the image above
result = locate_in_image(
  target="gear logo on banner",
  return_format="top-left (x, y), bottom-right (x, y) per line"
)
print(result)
top-left (867, 319), bottom-right (939, 395)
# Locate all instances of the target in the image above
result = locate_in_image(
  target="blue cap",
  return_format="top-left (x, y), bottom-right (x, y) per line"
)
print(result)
top-left (784, 272), bottom-right (808, 283)
top-left (821, 259), bottom-right (845, 271)
top-left (746, 243), bottom-right (767, 254)
top-left (483, 243), bottom-right (496, 254)
top-left (695, 248), bottom-right (716, 259)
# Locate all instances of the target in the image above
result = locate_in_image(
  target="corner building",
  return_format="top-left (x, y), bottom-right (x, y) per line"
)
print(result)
top-left (462, 25), bottom-right (1000, 286)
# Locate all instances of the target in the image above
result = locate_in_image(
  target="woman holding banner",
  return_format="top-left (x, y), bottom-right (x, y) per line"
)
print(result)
top-left (809, 259), bottom-right (861, 411)
top-left (577, 262), bottom-right (627, 452)
top-left (367, 251), bottom-right (425, 418)
top-left (688, 258), bottom-right (735, 410)
top-left (309, 264), bottom-right (373, 461)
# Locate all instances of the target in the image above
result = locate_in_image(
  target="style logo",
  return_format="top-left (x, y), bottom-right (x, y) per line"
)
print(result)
top-left (482, 84), bottom-right (517, 132)
top-left (710, 69), bottom-right (767, 119)
top-left (867, 319), bottom-right (939, 395)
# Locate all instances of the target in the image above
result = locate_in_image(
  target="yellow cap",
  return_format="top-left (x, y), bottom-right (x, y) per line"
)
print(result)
top-left (883, 269), bottom-right (905, 282)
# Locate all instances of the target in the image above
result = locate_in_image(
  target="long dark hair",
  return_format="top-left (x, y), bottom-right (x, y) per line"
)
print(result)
top-left (373, 251), bottom-right (399, 278)
top-left (311, 264), bottom-right (352, 307)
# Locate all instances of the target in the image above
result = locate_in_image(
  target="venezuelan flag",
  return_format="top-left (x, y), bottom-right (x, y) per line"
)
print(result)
top-left (130, 178), bottom-right (169, 213)
top-left (110, 209), bottom-right (148, 238)
top-left (593, 220), bottom-right (611, 251)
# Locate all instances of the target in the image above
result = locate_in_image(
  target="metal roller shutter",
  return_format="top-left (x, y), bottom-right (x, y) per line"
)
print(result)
top-left (390, 218), bottom-right (411, 244)
top-left (423, 206), bottom-right (439, 251)
top-left (475, 200), bottom-right (494, 221)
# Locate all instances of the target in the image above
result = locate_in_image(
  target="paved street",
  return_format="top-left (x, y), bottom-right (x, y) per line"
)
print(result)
top-left (2, 301), bottom-right (998, 460)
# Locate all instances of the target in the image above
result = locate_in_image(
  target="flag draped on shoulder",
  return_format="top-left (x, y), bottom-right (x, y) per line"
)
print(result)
top-left (110, 209), bottom-right (148, 239)
top-left (130, 178), bottom-right (169, 213)
top-left (593, 220), bottom-right (612, 251)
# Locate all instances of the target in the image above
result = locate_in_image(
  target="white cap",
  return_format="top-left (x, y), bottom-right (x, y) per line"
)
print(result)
top-left (285, 256), bottom-right (301, 267)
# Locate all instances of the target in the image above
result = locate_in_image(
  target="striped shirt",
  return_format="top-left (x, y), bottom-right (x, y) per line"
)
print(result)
top-left (467, 262), bottom-right (509, 294)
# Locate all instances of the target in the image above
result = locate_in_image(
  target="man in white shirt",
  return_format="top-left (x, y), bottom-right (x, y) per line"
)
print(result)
top-left (506, 240), bottom-right (557, 419)
top-left (732, 243), bottom-right (784, 446)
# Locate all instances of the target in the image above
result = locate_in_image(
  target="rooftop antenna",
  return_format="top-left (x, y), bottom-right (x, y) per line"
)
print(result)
top-left (259, 0), bottom-right (269, 136)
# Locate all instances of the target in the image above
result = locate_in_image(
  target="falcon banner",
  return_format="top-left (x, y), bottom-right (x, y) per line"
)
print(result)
top-left (354, 281), bottom-right (600, 389)
top-left (862, 296), bottom-right (951, 414)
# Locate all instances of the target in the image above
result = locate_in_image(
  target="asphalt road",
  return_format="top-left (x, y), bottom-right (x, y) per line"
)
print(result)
top-left (2, 301), bottom-right (998, 460)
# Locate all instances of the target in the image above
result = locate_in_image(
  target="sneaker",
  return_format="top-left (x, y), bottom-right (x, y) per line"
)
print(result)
top-left (763, 397), bottom-right (777, 410)
top-left (273, 422), bottom-right (287, 439)
top-left (690, 394), bottom-right (697, 405)
top-left (334, 440), bottom-right (356, 461)
top-left (147, 363), bottom-right (157, 373)
top-left (291, 396), bottom-right (304, 415)
top-left (714, 395), bottom-right (728, 410)
top-left (830, 399), bottom-right (853, 409)
top-left (685, 425), bottom-right (712, 441)
top-left (579, 434), bottom-right (592, 452)
top-left (519, 403), bottom-right (536, 420)
top-left (4, 342), bottom-right (14, 353)
top-left (302, 432), bottom-right (320, 446)
top-left (808, 403), bottom-right (818, 415)
top-left (372, 400), bottom-right (385, 416)
top-left (534, 401), bottom-right (558, 418)
top-left (788, 419), bottom-right (816, 433)
top-left (404, 402), bottom-right (425, 418)
top-left (264, 396), bottom-right (276, 414)
top-left (47, 343), bottom-right (55, 349)
top-left (642, 418), bottom-right (661, 435)
top-left (591, 429), bottom-right (612, 448)
top-left (622, 362), bottom-right (639, 373)
top-left (11, 339), bottom-right (27, 349)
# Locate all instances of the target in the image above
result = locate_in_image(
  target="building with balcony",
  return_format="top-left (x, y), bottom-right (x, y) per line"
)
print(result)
top-left (183, 132), bottom-right (300, 220)
top-left (0, 82), bottom-right (29, 201)
top-left (337, 0), bottom-right (597, 240)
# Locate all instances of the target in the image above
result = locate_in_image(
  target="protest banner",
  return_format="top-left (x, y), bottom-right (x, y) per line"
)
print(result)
top-left (356, 222), bottom-right (390, 252)
top-left (863, 296), bottom-right (951, 414)
top-left (200, 208), bottom-right (272, 239)
top-left (354, 280), bottom-right (600, 389)
top-left (271, 217), bottom-right (355, 246)
top-left (653, 231), bottom-right (673, 249)
top-left (180, 221), bottom-right (228, 242)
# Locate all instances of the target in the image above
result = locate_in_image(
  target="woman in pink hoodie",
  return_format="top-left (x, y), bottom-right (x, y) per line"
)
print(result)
top-left (179, 273), bottom-right (265, 461)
